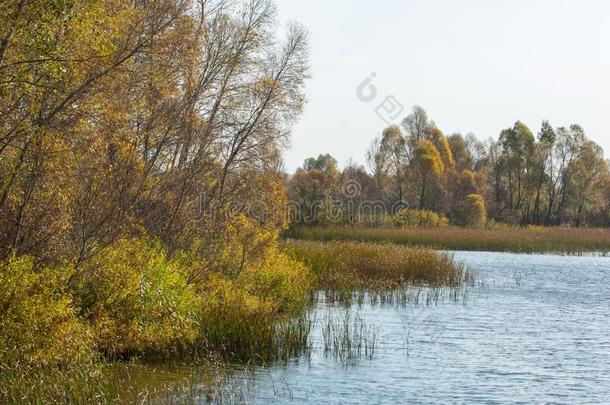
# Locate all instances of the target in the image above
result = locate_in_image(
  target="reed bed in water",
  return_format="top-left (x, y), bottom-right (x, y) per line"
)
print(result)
top-left (194, 311), bottom-right (315, 364)
top-left (321, 311), bottom-right (379, 362)
top-left (0, 359), bottom-right (117, 404)
top-left (325, 285), bottom-right (472, 308)
top-left (286, 225), bottom-right (610, 254)
top-left (283, 239), bottom-right (474, 293)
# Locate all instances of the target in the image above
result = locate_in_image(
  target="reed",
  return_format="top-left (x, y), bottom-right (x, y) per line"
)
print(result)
top-left (283, 239), bottom-right (474, 294)
top-left (321, 311), bottom-right (379, 362)
top-left (195, 309), bottom-right (315, 363)
top-left (286, 225), bottom-right (610, 254)
top-left (0, 359), bottom-right (117, 405)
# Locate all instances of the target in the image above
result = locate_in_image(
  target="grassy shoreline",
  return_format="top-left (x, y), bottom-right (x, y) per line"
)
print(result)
top-left (1, 239), bottom-right (469, 403)
top-left (286, 226), bottom-right (610, 255)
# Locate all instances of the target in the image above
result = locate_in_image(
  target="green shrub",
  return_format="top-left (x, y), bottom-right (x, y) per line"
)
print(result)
top-left (393, 209), bottom-right (449, 228)
top-left (454, 194), bottom-right (487, 227)
top-left (71, 240), bottom-right (200, 356)
top-left (0, 256), bottom-right (91, 367)
top-left (198, 246), bottom-right (312, 360)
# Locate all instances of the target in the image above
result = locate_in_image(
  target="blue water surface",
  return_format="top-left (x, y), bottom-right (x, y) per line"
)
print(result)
top-left (241, 252), bottom-right (610, 404)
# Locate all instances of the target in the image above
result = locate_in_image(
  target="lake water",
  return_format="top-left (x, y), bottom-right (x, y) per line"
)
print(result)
top-left (121, 252), bottom-right (610, 404)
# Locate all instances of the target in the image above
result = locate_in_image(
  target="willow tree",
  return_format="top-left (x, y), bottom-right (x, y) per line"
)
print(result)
top-left (527, 121), bottom-right (556, 224)
top-left (569, 141), bottom-right (607, 226)
top-left (401, 105), bottom-right (432, 148)
top-left (410, 139), bottom-right (445, 210)
top-left (426, 127), bottom-right (455, 170)
top-left (454, 194), bottom-right (486, 227)
top-left (288, 155), bottom-right (340, 224)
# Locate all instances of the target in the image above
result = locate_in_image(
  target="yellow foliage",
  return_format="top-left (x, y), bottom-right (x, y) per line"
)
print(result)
top-left (0, 257), bottom-right (91, 366)
top-left (427, 127), bottom-right (455, 169)
top-left (414, 139), bottom-right (445, 178)
top-left (236, 246), bottom-right (312, 313)
top-left (217, 214), bottom-right (280, 276)
top-left (393, 209), bottom-right (449, 228)
top-left (72, 240), bottom-right (200, 355)
top-left (455, 194), bottom-right (487, 227)
top-left (198, 245), bottom-right (312, 359)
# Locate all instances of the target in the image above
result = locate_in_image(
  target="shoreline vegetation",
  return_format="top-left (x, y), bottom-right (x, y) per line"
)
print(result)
top-left (286, 225), bottom-right (610, 255)
top-left (0, 236), bottom-right (472, 403)
top-left (284, 240), bottom-right (474, 291)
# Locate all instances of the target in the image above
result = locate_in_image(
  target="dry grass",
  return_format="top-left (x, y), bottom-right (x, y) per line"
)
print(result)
top-left (283, 240), bottom-right (473, 292)
top-left (286, 226), bottom-right (610, 254)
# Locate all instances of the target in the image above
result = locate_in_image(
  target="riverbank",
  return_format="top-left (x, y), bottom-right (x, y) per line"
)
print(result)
top-left (0, 238), bottom-right (467, 403)
top-left (107, 251), bottom-right (610, 404)
top-left (286, 226), bottom-right (610, 255)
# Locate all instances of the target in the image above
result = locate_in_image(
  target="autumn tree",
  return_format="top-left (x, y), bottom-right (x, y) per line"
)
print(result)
top-left (569, 141), bottom-right (607, 226)
top-left (409, 139), bottom-right (445, 210)
top-left (454, 194), bottom-right (486, 227)
top-left (0, 0), bottom-right (310, 268)
top-left (288, 154), bottom-right (340, 224)
top-left (369, 125), bottom-right (407, 207)
top-left (0, 0), bottom-right (160, 261)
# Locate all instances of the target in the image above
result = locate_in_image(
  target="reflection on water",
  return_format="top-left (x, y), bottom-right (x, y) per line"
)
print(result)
top-left (116, 252), bottom-right (610, 404)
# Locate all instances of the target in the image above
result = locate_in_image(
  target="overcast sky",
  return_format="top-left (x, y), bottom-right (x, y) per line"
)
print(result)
top-left (274, 0), bottom-right (610, 172)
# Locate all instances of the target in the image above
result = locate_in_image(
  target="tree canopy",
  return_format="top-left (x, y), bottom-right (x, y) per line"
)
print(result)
top-left (288, 105), bottom-right (610, 227)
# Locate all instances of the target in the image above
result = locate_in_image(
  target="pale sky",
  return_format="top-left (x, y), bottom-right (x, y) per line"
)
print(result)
top-left (275, 0), bottom-right (610, 173)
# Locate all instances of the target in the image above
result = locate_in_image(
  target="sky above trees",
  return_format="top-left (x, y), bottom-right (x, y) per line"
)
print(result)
top-left (275, 0), bottom-right (610, 172)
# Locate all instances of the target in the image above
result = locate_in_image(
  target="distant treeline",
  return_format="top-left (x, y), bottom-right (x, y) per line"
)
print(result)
top-left (287, 106), bottom-right (610, 227)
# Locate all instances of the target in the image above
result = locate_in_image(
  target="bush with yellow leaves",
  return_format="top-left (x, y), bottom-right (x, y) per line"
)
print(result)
top-left (393, 209), bottom-right (449, 228)
top-left (71, 239), bottom-right (200, 356)
top-left (454, 194), bottom-right (487, 228)
top-left (0, 256), bottom-right (91, 367)
top-left (198, 243), bottom-right (312, 360)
